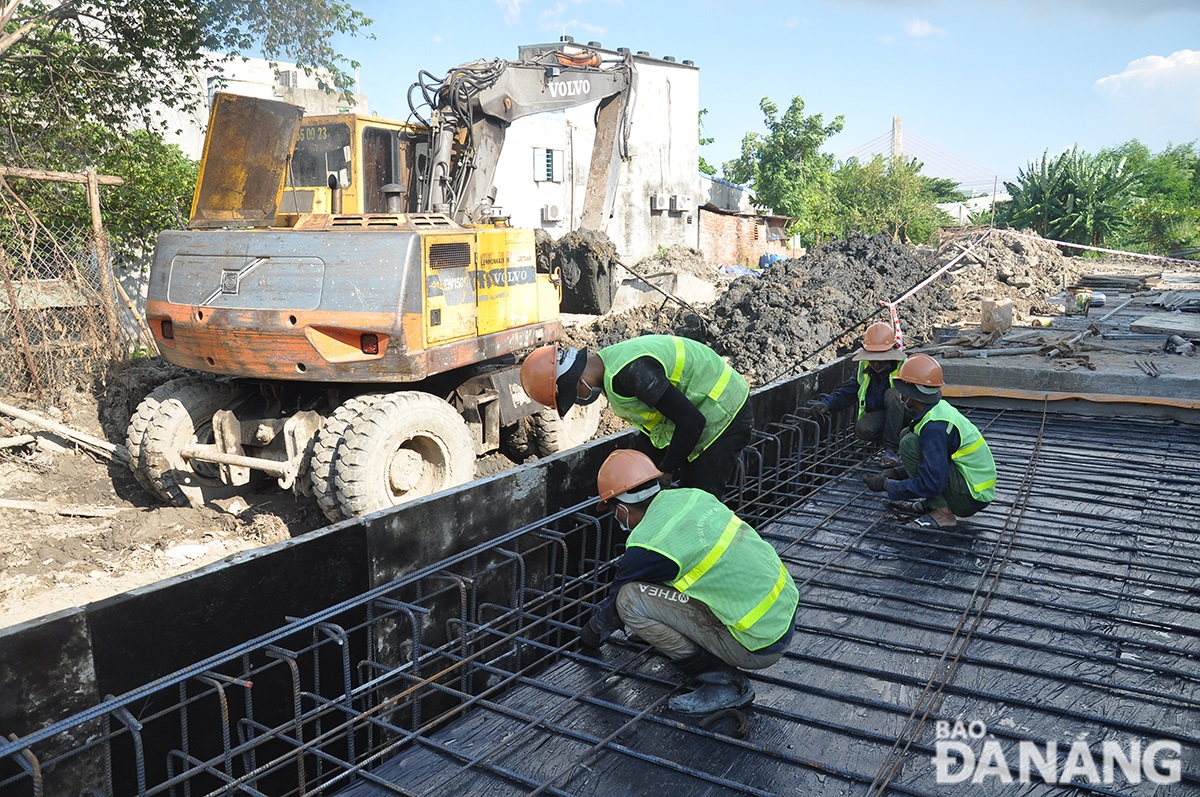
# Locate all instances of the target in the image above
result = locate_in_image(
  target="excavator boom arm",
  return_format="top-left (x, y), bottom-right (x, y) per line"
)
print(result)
top-left (421, 50), bottom-right (633, 226)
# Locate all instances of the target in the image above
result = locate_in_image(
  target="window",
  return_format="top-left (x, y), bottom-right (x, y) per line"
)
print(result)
top-left (291, 123), bottom-right (353, 188)
top-left (533, 148), bottom-right (564, 183)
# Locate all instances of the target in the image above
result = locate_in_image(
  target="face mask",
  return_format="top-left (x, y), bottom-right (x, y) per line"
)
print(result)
top-left (577, 377), bottom-right (603, 406)
top-left (615, 503), bottom-right (631, 532)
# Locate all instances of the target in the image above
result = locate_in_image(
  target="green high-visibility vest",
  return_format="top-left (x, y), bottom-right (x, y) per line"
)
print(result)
top-left (598, 335), bottom-right (748, 461)
top-left (914, 400), bottom-right (997, 503)
top-left (856, 360), bottom-right (905, 419)
top-left (628, 489), bottom-right (798, 651)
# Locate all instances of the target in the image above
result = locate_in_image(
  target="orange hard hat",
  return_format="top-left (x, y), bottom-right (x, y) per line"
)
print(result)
top-left (519, 346), bottom-right (559, 408)
top-left (895, 353), bottom-right (944, 387)
top-left (597, 449), bottom-right (663, 505)
top-left (862, 322), bottom-right (898, 352)
top-left (519, 344), bottom-right (589, 417)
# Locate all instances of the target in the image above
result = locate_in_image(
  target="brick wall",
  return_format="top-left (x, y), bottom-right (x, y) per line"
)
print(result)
top-left (698, 209), bottom-right (790, 267)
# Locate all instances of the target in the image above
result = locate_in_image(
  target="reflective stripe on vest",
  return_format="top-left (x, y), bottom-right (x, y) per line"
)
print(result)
top-left (598, 336), bottom-right (749, 460)
top-left (856, 360), bottom-right (903, 419)
top-left (914, 401), bottom-right (997, 502)
top-left (629, 489), bottom-right (799, 651)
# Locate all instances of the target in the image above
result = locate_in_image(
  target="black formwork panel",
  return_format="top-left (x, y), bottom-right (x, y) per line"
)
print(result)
top-left (333, 410), bottom-right (1200, 797)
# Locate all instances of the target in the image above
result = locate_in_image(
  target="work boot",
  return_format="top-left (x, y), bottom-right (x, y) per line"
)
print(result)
top-left (884, 497), bottom-right (927, 516)
top-left (667, 650), bottom-right (755, 715)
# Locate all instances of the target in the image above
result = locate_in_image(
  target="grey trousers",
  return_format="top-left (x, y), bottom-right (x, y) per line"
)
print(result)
top-left (615, 581), bottom-right (784, 670)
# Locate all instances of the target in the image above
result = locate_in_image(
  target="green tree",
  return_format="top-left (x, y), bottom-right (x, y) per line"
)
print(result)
top-left (1, 0), bottom-right (373, 163)
top-left (1104, 140), bottom-right (1200, 253)
top-left (723, 96), bottom-right (844, 246)
top-left (832, 156), bottom-right (952, 244)
top-left (999, 147), bottom-right (1141, 248)
top-left (698, 108), bottom-right (717, 176)
top-left (10, 123), bottom-right (198, 271)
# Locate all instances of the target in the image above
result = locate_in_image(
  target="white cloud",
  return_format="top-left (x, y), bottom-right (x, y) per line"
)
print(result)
top-left (432, 34), bottom-right (443, 44)
top-left (1095, 50), bottom-right (1200, 130)
top-left (903, 18), bottom-right (945, 37)
top-left (495, 0), bottom-right (528, 25)
top-left (538, 2), bottom-right (607, 36)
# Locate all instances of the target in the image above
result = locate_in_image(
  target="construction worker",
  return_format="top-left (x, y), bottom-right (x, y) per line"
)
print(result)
top-left (519, 335), bottom-right (752, 497)
top-left (861, 354), bottom-right (997, 530)
top-left (808, 321), bottom-right (907, 469)
top-left (578, 449), bottom-right (799, 714)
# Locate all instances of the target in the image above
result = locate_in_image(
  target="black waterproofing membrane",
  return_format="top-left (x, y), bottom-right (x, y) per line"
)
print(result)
top-left (333, 409), bottom-right (1199, 797)
top-left (3, 407), bottom-right (1196, 796)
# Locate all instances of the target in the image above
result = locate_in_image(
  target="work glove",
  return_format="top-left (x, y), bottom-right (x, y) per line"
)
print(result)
top-left (578, 616), bottom-right (607, 650)
top-left (806, 400), bottom-right (828, 419)
top-left (862, 471), bottom-right (890, 492)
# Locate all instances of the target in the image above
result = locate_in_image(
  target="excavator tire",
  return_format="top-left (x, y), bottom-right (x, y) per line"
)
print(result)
top-left (141, 380), bottom-right (247, 507)
top-left (527, 397), bottom-right (605, 455)
top-left (309, 395), bottom-right (380, 522)
top-left (332, 391), bottom-right (476, 518)
top-left (126, 376), bottom-right (214, 501)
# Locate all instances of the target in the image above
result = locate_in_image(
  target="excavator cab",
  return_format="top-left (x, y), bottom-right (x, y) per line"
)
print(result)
top-left (281, 114), bottom-right (430, 215)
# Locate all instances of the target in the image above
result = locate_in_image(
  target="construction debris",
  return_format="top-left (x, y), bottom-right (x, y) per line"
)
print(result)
top-left (0, 399), bottom-right (128, 464)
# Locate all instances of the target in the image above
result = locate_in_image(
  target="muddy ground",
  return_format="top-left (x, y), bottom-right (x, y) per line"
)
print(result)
top-left (0, 229), bottom-right (1156, 627)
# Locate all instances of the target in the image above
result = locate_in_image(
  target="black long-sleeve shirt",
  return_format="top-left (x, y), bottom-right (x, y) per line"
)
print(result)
top-left (611, 356), bottom-right (706, 473)
top-left (824, 367), bottom-right (891, 415)
top-left (887, 407), bottom-right (959, 501)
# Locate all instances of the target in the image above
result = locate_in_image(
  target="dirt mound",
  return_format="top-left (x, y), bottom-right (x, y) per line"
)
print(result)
top-left (697, 232), bottom-right (951, 383)
top-left (628, 243), bottom-right (720, 284)
top-left (935, 227), bottom-right (1086, 320)
top-left (564, 232), bottom-right (957, 385)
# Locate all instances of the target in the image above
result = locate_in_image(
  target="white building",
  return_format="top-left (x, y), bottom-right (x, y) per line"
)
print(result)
top-left (488, 39), bottom-right (700, 261)
top-left (158, 53), bottom-right (368, 160)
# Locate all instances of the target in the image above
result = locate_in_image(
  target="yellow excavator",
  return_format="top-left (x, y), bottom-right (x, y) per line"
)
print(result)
top-left (127, 43), bottom-right (633, 520)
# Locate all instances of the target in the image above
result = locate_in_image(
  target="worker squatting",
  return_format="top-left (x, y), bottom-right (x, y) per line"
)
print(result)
top-left (932, 721), bottom-right (1181, 785)
top-left (518, 328), bottom-right (999, 718)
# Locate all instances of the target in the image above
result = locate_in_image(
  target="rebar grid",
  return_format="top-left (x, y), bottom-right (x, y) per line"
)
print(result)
top-left (3, 406), bottom-right (1198, 797)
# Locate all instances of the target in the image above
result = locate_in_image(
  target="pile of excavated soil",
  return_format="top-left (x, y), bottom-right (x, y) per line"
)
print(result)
top-left (625, 243), bottom-right (726, 285)
top-left (935, 226), bottom-right (1087, 321)
top-left (566, 232), bottom-right (952, 385)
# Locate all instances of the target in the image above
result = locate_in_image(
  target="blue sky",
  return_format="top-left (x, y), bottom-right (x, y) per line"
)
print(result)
top-left (338, 0), bottom-right (1200, 194)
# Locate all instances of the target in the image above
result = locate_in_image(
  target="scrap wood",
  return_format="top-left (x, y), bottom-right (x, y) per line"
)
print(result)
top-left (0, 498), bottom-right (125, 517)
top-left (0, 434), bottom-right (36, 450)
top-left (0, 400), bottom-right (129, 464)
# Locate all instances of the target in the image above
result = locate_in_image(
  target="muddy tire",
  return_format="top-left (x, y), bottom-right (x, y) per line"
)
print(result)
top-left (141, 380), bottom-right (246, 507)
top-left (309, 395), bottom-right (378, 522)
top-left (126, 376), bottom-right (212, 501)
top-left (332, 392), bottom-right (476, 517)
top-left (527, 397), bottom-right (605, 455)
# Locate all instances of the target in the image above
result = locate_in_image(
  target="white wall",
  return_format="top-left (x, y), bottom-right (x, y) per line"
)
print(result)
top-left (156, 54), bottom-right (369, 160)
top-left (489, 48), bottom-right (701, 262)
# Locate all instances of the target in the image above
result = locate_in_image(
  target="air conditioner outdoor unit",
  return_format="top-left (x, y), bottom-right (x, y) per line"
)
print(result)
top-left (541, 204), bottom-right (563, 222)
top-left (670, 194), bottom-right (695, 212)
top-left (650, 193), bottom-right (670, 212)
